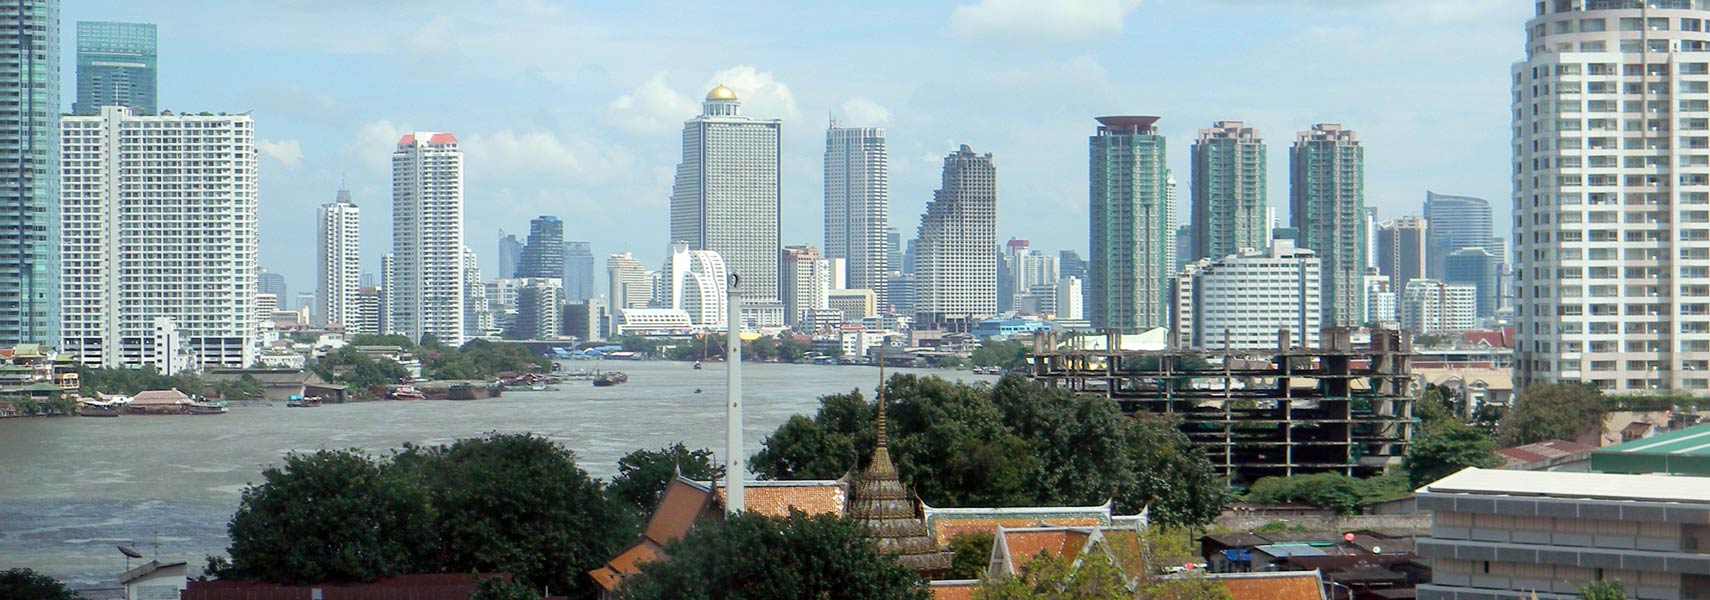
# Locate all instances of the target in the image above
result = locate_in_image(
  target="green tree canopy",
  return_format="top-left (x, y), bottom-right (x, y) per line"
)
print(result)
top-left (1244, 472), bottom-right (1410, 515)
top-left (1499, 383), bottom-right (1607, 446)
top-left (0, 569), bottom-right (81, 600)
top-left (751, 375), bottom-right (1229, 527)
top-left (1577, 579), bottom-right (1627, 600)
top-left (392, 433), bottom-right (631, 598)
top-left (971, 339), bottom-right (1031, 370)
top-left (224, 449), bottom-right (436, 583)
top-left (949, 531), bottom-right (996, 579)
top-left (616, 510), bottom-right (929, 600)
top-left (310, 345), bottom-right (411, 396)
top-left (607, 443), bottom-right (724, 514)
top-left (975, 550), bottom-right (1129, 600)
top-left (1407, 422), bottom-right (1504, 488)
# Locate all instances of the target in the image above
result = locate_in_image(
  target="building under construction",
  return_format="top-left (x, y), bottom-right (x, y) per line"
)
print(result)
top-left (1029, 328), bottom-right (1415, 483)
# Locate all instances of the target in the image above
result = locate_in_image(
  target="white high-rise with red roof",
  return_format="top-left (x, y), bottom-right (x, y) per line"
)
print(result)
top-left (389, 132), bottom-right (465, 347)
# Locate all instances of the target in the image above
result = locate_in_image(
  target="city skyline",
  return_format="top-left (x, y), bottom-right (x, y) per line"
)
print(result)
top-left (54, 2), bottom-right (1528, 296)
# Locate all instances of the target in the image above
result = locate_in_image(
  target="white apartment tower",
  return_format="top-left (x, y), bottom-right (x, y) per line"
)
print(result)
top-left (606, 252), bottom-right (650, 334)
top-left (665, 241), bottom-right (730, 330)
top-left (781, 245), bottom-right (832, 327)
top-left (913, 145), bottom-right (998, 325)
top-left (1401, 279), bottom-right (1476, 335)
top-left (1515, 0), bottom-right (1710, 393)
top-left (670, 85), bottom-right (781, 303)
top-left (824, 124), bottom-right (889, 305)
top-left (60, 106), bottom-right (258, 368)
top-left (317, 190), bottom-right (360, 328)
top-left (1172, 238), bottom-right (1322, 351)
top-left (390, 132), bottom-right (465, 347)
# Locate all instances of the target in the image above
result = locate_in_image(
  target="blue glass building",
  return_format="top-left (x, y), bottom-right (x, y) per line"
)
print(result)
top-left (74, 21), bottom-right (155, 115)
top-left (0, 1), bottom-right (58, 346)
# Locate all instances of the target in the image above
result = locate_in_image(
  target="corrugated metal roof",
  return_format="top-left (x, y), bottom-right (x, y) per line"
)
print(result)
top-left (1424, 467), bottom-right (1710, 503)
top-left (1590, 422), bottom-right (1710, 476)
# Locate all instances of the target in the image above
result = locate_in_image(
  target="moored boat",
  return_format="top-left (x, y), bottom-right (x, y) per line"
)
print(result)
top-left (188, 400), bottom-right (227, 415)
top-left (390, 385), bottom-right (425, 401)
top-left (592, 371), bottom-right (628, 387)
top-left (286, 395), bottom-right (322, 408)
top-left (76, 398), bottom-right (125, 417)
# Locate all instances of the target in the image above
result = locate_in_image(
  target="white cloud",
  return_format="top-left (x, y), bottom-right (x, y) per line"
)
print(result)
top-left (839, 97), bottom-right (893, 126)
top-left (605, 72), bottom-right (698, 135)
top-left (462, 129), bottom-right (635, 186)
top-left (705, 66), bottom-right (800, 121)
top-left (344, 120), bottom-right (406, 170)
top-left (948, 0), bottom-right (1143, 46)
top-left (257, 138), bottom-right (303, 168)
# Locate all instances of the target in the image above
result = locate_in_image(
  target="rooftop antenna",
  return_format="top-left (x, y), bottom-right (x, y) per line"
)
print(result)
top-left (725, 272), bottom-right (744, 515)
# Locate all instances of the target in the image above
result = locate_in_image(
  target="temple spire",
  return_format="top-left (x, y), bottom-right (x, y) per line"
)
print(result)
top-left (876, 344), bottom-right (887, 448)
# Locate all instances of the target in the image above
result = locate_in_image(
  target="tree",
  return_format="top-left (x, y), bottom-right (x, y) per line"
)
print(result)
top-left (975, 551), bottom-right (1129, 600)
top-left (1407, 422), bottom-right (1504, 488)
top-left (949, 531), bottom-right (996, 579)
top-left (225, 449), bottom-right (436, 583)
top-left (1244, 472), bottom-right (1408, 515)
top-left (751, 390), bottom-right (874, 481)
top-left (971, 339), bottom-right (1030, 370)
top-left (608, 443), bottom-right (724, 514)
top-left (1499, 383), bottom-right (1607, 446)
top-left (470, 576), bottom-right (540, 600)
top-left (311, 345), bottom-right (411, 396)
top-left (776, 338), bottom-right (809, 363)
top-left (393, 433), bottom-right (631, 598)
top-left (616, 510), bottom-right (929, 600)
top-left (1414, 386), bottom-right (1455, 430)
top-left (1140, 575), bottom-right (1235, 600)
top-left (1577, 580), bottom-right (1627, 600)
top-left (0, 569), bottom-right (80, 600)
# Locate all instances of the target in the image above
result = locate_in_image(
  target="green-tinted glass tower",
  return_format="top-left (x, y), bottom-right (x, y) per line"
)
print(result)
top-left (74, 21), bottom-right (155, 115)
top-left (1290, 124), bottom-right (1366, 328)
top-left (1089, 116), bottom-right (1171, 333)
top-left (1190, 121), bottom-right (1267, 262)
top-left (0, 0), bottom-right (58, 346)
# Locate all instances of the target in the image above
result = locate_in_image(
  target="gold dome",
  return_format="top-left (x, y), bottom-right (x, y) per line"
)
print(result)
top-left (706, 84), bottom-right (737, 101)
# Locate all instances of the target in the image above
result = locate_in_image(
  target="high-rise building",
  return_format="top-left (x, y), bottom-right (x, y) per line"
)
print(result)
top-left (1375, 216), bottom-right (1428, 294)
top-left (1173, 225), bottom-right (1193, 270)
top-left (294, 291), bottom-right (316, 321)
top-left (1172, 237), bottom-right (1321, 351)
top-left (463, 247), bottom-right (491, 340)
top-left (0, 0), bottom-right (58, 347)
top-left (1365, 274), bottom-right (1397, 327)
top-left (258, 270), bottom-right (287, 302)
top-left (379, 253), bottom-right (394, 334)
top-left (1513, 2), bottom-right (1710, 393)
top-left (664, 241), bottom-right (729, 330)
top-left (1444, 247), bottom-right (1499, 320)
top-left (1290, 124), bottom-right (1366, 327)
top-left (390, 132), bottom-right (465, 347)
top-left (1401, 279), bottom-right (1475, 334)
top-left (1008, 248), bottom-right (1058, 312)
top-left (1190, 121), bottom-right (1267, 262)
top-left (496, 230), bottom-right (522, 279)
top-left (1088, 116), bottom-right (1171, 333)
top-left (60, 106), bottom-right (255, 368)
top-left (317, 190), bottom-right (361, 328)
top-left (505, 278), bottom-right (562, 341)
top-left (563, 241), bottom-right (594, 302)
top-left (1055, 276), bottom-right (1083, 320)
top-left (913, 145), bottom-right (997, 325)
top-left (780, 245), bottom-right (831, 327)
top-left (74, 21), bottom-right (154, 116)
top-left (998, 239), bottom-right (1028, 313)
top-left (886, 226), bottom-right (903, 272)
top-left (670, 85), bottom-right (780, 302)
top-left (885, 272), bottom-right (915, 318)
top-left (1422, 191), bottom-right (1493, 279)
top-left (517, 215), bottom-right (564, 280)
top-left (606, 252), bottom-right (649, 334)
top-left (352, 286), bottom-right (381, 336)
top-left (1058, 250), bottom-right (1087, 282)
top-left (827, 289), bottom-right (877, 323)
top-left (824, 124), bottom-right (889, 305)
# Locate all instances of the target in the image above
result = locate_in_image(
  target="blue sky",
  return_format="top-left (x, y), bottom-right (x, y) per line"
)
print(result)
top-left (65, 0), bottom-right (1530, 296)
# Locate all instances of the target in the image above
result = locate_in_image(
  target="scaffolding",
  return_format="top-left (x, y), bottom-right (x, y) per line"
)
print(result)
top-left (1029, 328), bottom-right (1415, 483)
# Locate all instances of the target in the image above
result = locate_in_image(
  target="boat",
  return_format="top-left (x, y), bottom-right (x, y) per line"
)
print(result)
top-left (76, 398), bottom-right (125, 417)
top-left (390, 385), bottom-right (425, 401)
top-left (188, 400), bottom-right (228, 415)
top-left (286, 395), bottom-right (322, 408)
top-left (693, 361), bottom-right (703, 370)
top-left (593, 371), bottom-right (628, 387)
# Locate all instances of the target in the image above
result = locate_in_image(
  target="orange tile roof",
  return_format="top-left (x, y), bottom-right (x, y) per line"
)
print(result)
top-left (929, 580), bottom-right (979, 600)
top-left (999, 529), bottom-right (1090, 573)
top-left (586, 539), bottom-right (663, 591)
top-left (1217, 572), bottom-right (1324, 600)
top-left (642, 479), bottom-right (713, 545)
top-left (712, 480), bottom-right (849, 517)
top-left (934, 516), bottom-right (1106, 546)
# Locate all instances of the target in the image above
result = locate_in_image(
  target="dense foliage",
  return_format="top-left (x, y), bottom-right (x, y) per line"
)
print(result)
top-left (79, 365), bottom-right (205, 396)
top-left (0, 568), bottom-right (80, 600)
top-left (1577, 580), bottom-right (1627, 600)
top-left (1243, 472), bottom-right (1411, 515)
top-left (1407, 421), bottom-right (1504, 487)
top-left (949, 531), bottom-right (996, 579)
top-left (616, 510), bottom-right (929, 600)
top-left (607, 443), bottom-right (724, 515)
top-left (426, 339), bottom-right (550, 380)
top-left (751, 374), bottom-right (1229, 527)
top-left (1, 395), bottom-right (76, 416)
top-left (223, 435), bottom-right (630, 598)
top-left (971, 339), bottom-right (1030, 370)
top-left (309, 345), bottom-right (412, 395)
top-left (1499, 383), bottom-right (1607, 446)
top-left (976, 551), bottom-right (1129, 600)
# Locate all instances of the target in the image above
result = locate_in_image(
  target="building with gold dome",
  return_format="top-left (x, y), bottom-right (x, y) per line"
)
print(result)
top-left (669, 85), bottom-right (782, 315)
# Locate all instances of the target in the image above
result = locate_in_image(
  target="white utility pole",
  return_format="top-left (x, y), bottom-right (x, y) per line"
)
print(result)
top-left (725, 273), bottom-right (744, 514)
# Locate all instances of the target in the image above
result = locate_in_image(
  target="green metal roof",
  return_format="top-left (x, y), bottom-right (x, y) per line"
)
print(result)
top-left (1590, 423), bottom-right (1710, 477)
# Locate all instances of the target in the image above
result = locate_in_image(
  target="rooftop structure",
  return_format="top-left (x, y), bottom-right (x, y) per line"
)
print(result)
top-left (1591, 422), bottom-right (1710, 477)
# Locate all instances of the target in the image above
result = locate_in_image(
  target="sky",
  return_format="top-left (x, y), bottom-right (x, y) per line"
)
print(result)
top-left (65, 0), bottom-right (1532, 298)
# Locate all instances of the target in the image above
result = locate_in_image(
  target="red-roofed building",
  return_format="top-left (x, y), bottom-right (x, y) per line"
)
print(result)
top-left (1495, 439), bottom-right (1598, 471)
top-left (181, 574), bottom-right (536, 600)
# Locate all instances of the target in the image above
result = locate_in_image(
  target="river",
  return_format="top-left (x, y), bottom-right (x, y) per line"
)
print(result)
top-left (0, 361), bottom-right (993, 586)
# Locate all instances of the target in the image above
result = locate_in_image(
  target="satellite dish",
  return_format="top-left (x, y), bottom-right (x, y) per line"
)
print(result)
top-left (118, 545), bottom-right (144, 559)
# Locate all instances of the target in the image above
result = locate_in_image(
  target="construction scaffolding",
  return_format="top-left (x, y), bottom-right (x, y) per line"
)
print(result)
top-left (1029, 328), bottom-right (1415, 483)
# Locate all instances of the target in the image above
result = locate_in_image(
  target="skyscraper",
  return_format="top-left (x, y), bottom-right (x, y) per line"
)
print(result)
top-left (317, 190), bottom-right (361, 328)
top-left (670, 85), bottom-right (780, 302)
top-left (606, 252), bottom-right (649, 334)
top-left (0, 0), bottom-right (58, 347)
top-left (517, 215), bottom-right (564, 280)
top-left (390, 132), bottom-right (465, 347)
top-left (74, 21), bottom-right (155, 115)
top-left (1422, 191), bottom-right (1493, 279)
top-left (1512, 2), bottom-right (1710, 394)
top-left (1375, 216), bottom-right (1428, 294)
top-left (258, 270), bottom-right (287, 304)
top-left (886, 226), bottom-right (903, 273)
top-left (913, 145), bottom-right (997, 325)
top-left (824, 124), bottom-right (889, 305)
top-left (1191, 121), bottom-right (1268, 262)
top-left (781, 245), bottom-right (831, 327)
top-left (1290, 124), bottom-right (1366, 328)
top-left (60, 106), bottom-right (255, 369)
top-left (463, 246), bottom-right (490, 339)
top-left (1088, 116), bottom-right (1172, 333)
top-left (497, 230), bottom-right (522, 279)
top-left (1444, 247), bottom-right (1498, 320)
top-left (1173, 238), bottom-right (1321, 351)
top-left (563, 241), bottom-right (595, 302)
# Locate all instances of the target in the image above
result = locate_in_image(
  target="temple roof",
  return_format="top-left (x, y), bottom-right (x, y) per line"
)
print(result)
top-left (849, 364), bottom-right (953, 575)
